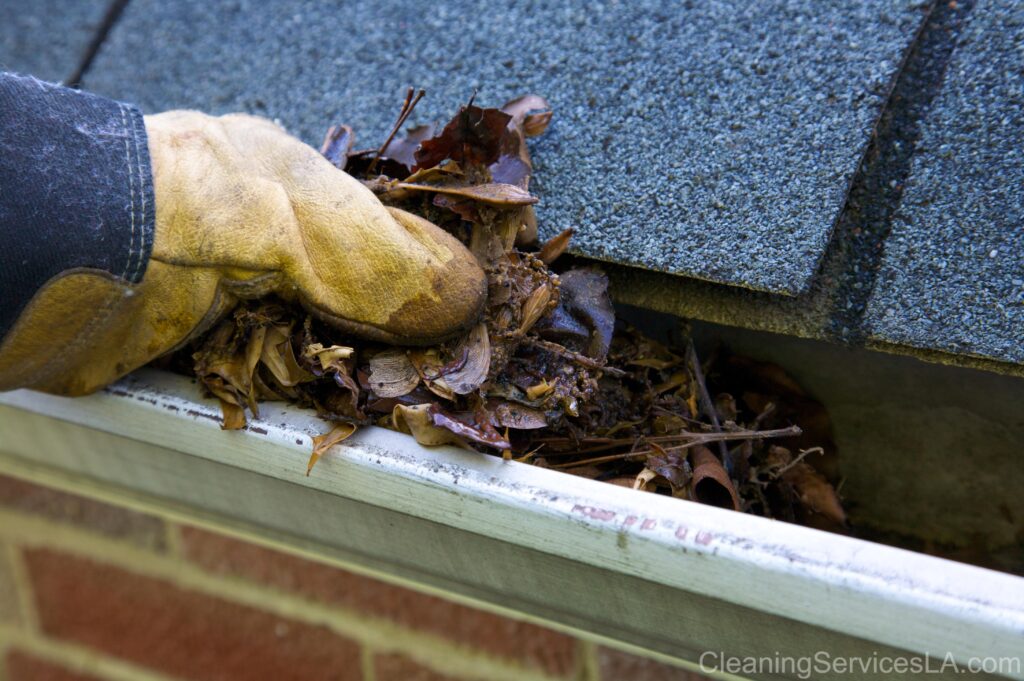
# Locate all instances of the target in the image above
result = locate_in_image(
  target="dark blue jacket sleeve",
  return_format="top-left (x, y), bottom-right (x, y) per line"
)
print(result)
top-left (0, 72), bottom-right (155, 342)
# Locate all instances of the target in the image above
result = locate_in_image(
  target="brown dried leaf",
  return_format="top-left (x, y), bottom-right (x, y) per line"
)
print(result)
top-left (653, 371), bottom-right (689, 395)
top-left (424, 378), bottom-right (457, 401)
top-left (537, 228), bottom-right (574, 265)
top-left (392, 403), bottom-right (467, 448)
top-left (303, 343), bottom-right (355, 372)
top-left (651, 413), bottom-right (687, 435)
top-left (218, 398), bottom-right (246, 431)
top-left (523, 110), bottom-right (553, 137)
top-left (440, 323), bottom-right (491, 395)
top-left (764, 444), bottom-right (793, 468)
top-left (782, 462), bottom-right (846, 527)
top-left (689, 445), bottom-right (741, 511)
top-left (519, 284), bottom-right (553, 334)
top-left (715, 393), bottom-right (738, 423)
top-left (414, 104), bottom-right (511, 169)
top-left (381, 123), bottom-right (436, 172)
top-left (260, 325), bottom-right (314, 388)
top-left (307, 422), bottom-right (357, 475)
top-left (252, 370), bottom-right (287, 401)
top-left (242, 325), bottom-right (267, 411)
top-left (628, 357), bottom-right (681, 370)
top-left (526, 380), bottom-right (555, 401)
top-left (367, 349), bottom-right (420, 398)
top-left (202, 356), bottom-right (251, 404)
top-left (633, 468), bottom-right (660, 492)
top-left (430, 408), bottom-right (511, 450)
top-left (646, 442), bottom-right (692, 493)
top-left (408, 347), bottom-right (442, 376)
top-left (432, 193), bottom-right (480, 222)
top-left (403, 162), bottom-right (464, 185)
top-left (398, 182), bottom-right (538, 207)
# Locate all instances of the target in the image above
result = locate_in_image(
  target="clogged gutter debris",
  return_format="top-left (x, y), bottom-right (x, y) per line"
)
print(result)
top-left (171, 92), bottom-right (847, 533)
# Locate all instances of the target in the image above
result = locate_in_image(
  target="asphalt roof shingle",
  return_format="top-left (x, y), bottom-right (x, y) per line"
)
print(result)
top-left (83, 0), bottom-right (926, 296)
top-left (38, 0), bottom-right (1015, 373)
top-left (0, 0), bottom-right (108, 83)
top-left (864, 0), bottom-right (1024, 364)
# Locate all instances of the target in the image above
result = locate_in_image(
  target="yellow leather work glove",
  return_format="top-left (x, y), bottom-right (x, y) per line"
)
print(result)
top-left (0, 111), bottom-right (485, 396)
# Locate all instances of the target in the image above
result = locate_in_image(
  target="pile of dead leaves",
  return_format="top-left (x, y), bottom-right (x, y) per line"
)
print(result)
top-left (176, 91), bottom-right (846, 533)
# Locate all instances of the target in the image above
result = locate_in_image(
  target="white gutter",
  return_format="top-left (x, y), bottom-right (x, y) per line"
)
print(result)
top-left (0, 369), bottom-right (1021, 680)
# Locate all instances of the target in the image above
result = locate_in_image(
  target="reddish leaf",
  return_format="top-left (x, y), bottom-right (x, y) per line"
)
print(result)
top-left (414, 105), bottom-right (511, 169)
top-left (432, 193), bottom-right (480, 222)
top-left (382, 123), bottom-right (436, 172)
top-left (430, 406), bottom-right (511, 450)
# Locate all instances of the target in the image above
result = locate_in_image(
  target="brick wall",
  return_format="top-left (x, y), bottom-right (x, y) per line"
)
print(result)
top-left (0, 473), bottom-right (706, 681)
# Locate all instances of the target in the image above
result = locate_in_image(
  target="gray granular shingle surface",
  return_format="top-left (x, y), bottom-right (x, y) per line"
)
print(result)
top-left (0, 0), bottom-right (109, 83)
top-left (84, 0), bottom-right (926, 295)
top-left (865, 1), bottom-right (1024, 364)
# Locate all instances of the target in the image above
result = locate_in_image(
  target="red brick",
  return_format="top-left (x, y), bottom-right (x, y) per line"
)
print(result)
top-left (0, 540), bottom-right (20, 624)
top-left (5, 650), bottom-right (105, 681)
top-left (24, 548), bottom-right (363, 681)
top-left (180, 526), bottom-right (578, 677)
top-left (0, 475), bottom-right (165, 550)
top-left (374, 653), bottom-right (466, 681)
top-left (598, 647), bottom-right (709, 681)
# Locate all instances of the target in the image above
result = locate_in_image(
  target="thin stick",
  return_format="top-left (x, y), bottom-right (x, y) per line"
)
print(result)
top-left (368, 88), bottom-right (425, 175)
top-left (774, 446), bottom-right (824, 477)
top-left (686, 340), bottom-right (731, 466)
top-left (550, 426), bottom-right (802, 469)
top-left (534, 424), bottom-right (797, 449)
top-left (524, 338), bottom-right (627, 377)
top-left (551, 443), bottom-right (700, 469)
top-left (752, 401), bottom-right (776, 429)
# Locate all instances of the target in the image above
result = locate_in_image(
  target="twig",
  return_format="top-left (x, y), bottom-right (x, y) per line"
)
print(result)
top-left (773, 446), bottom-right (824, 477)
top-left (752, 401), bottom-right (776, 429)
top-left (549, 426), bottom-right (802, 469)
top-left (534, 424), bottom-right (800, 450)
top-left (368, 87), bottom-right (425, 174)
top-left (650, 405), bottom-right (709, 428)
top-left (523, 338), bottom-right (627, 377)
top-left (686, 340), bottom-right (731, 467)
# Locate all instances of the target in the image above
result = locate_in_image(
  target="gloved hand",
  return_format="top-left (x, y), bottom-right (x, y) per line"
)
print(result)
top-left (0, 111), bottom-right (485, 395)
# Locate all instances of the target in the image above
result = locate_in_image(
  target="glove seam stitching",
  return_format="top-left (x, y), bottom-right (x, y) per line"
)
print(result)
top-left (20, 103), bottom-right (140, 390)
top-left (128, 105), bottom-right (149, 283)
top-left (118, 103), bottom-right (139, 282)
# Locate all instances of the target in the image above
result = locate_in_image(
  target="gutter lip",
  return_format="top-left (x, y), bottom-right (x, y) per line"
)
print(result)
top-left (1, 368), bottom-right (1022, 672)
